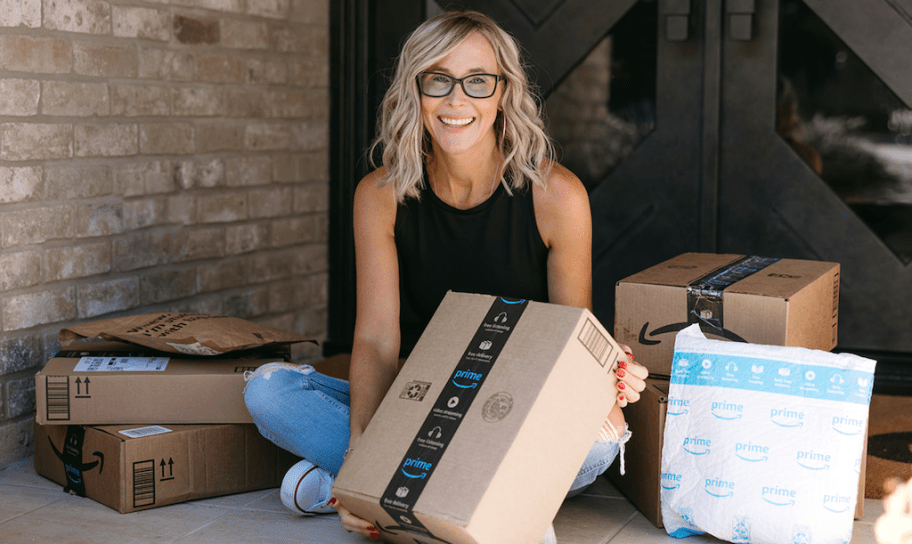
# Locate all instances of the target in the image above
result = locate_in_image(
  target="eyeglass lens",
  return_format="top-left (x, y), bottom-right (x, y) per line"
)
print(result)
top-left (418, 73), bottom-right (498, 98)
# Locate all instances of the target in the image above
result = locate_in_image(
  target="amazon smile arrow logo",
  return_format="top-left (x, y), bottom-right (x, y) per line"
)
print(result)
top-left (637, 322), bottom-right (748, 346)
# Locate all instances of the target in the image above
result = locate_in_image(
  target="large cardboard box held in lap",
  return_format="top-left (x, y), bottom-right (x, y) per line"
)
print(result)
top-left (34, 342), bottom-right (286, 425)
top-left (34, 422), bottom-right (299, 513)
top-left (332, 292), bottom-right (625, 544)
top-left (615, 253), bottom-right (840, 376)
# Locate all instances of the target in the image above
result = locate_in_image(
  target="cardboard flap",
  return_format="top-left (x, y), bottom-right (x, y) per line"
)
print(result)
top-left (60, 313), bottom-right (315, 356)
top-left (726, 259), bottom-right (839, 298)
top-left (617, 253), bottom-right (745, 287)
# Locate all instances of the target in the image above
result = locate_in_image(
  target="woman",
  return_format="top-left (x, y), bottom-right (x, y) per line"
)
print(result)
top-left (244, 10), bottom-right (648, 541)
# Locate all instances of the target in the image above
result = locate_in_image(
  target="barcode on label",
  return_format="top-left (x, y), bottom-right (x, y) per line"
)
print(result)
top-left (133, 460), bottom-right (156, 508)
top-left (46, 376), bottom-right (70, 421)
top-left (119, 426), bottom-right (172, 439)
top-left (578, 319), bottom-right (610, 365)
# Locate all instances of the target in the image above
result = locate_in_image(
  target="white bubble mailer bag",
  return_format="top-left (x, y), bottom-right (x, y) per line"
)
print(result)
top-left (660, 325), bottom-right (875, 544)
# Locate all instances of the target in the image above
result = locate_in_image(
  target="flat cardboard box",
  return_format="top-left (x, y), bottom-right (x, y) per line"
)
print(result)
top-left (606, 378), bottom-right (866, 527)
top-left (332, 292), bottom-right (625, 544)
top-left (35, 342), bottom-right (286, 425)
top-left (615, 253), bottom-right (840, 376)
top-left (34, 421), bottom-right (298, 513)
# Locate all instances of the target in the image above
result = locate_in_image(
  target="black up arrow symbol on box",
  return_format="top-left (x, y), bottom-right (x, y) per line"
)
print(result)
top-left (75, 377), bottom-right (91, 398)
top-left (160, 458), bottom-right (174, 481)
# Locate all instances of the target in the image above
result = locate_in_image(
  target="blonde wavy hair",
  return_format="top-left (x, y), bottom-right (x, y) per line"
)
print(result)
top-left (368, 10), bottom-right (554, 202)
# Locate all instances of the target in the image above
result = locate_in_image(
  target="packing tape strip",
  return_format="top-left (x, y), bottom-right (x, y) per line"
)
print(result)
top-left (377, 297), bottom-right (528, 543)
top-left (686, 256), bottom-right (780, 337)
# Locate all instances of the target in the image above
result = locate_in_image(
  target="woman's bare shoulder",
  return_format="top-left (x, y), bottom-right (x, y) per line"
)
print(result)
top-left (355, 168), bottom-right (397, 207)
top-left (533, 160), bottom-right (589, 210)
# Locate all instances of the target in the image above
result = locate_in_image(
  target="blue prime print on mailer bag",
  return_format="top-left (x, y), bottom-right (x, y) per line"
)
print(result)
top-left (660, 325), bottom-right (875, 544)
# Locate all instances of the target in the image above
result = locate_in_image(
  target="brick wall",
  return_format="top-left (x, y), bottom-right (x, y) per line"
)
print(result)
top-left (0, 0), bottom-right (330, 466)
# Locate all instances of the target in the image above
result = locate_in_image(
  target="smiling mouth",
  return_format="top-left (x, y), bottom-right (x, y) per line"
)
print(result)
top-left (439, 116), bottom-right (475, 127)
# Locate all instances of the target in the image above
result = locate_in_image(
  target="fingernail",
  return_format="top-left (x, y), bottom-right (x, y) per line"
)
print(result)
top-left (616, 369), bottom-right (626, 378)
top-left (618, 360), bottom-right (628, 369)
top-left (367, 526), bottom-right (376, 532)
top-left (370, 532), bottom-right (380, 539)
top-left (328, 498), bottom-right (337, 506)
top-left (619, 394), bottom-right (625, 402)
top-left (618, 382), bottom-right (626, 390)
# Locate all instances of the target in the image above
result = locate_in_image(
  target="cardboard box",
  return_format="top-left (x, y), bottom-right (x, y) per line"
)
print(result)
top-left (615, 253), bottom-right (840, 376)
top-left (35, 342), bottom-right (285, 425)
top-left (34, 421), bottom-right (298, 513)
top-left (606, 378), bottom-right (866, 527)
top-left (332, 292), bottom-right (624, 544)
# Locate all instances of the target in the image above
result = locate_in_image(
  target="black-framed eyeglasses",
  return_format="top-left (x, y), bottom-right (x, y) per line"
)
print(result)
top-left (416, 72), bottom-right (503, 99)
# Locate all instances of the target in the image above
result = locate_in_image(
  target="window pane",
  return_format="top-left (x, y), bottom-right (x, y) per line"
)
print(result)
top-left (544, 0), bottom-right (657, 192)
top-left (779, 0), bottom-right (912, 264)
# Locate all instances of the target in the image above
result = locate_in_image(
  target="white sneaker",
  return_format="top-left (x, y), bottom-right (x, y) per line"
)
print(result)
top-left (280, 459), bottom-right (335, 514)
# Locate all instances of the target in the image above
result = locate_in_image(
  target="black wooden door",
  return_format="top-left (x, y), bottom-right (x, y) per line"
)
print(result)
top-left (717, 0), bottom-right (912, 357)
top-left (329, 0), bottom-right (912, 378)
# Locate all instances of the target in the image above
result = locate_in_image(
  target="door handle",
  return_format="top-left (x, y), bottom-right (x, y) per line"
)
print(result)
top-left (727, 0), bottom-right (756, 41)
top-left (665, 0), bottom-right (691, 41)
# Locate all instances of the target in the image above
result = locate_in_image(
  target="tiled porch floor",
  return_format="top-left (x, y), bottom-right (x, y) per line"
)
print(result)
top-left (0, 457), bottom-right (882, 543)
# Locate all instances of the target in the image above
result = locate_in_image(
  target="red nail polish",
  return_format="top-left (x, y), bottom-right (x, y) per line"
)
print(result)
top-left (328, 498), bottom-right (336, 506)
top-left (618, 360), bottom-right (628, 369)
top-left (367, 526), bottom-right (376, 532)
top-left (370, 532), bottom-right (380, 539)
top-left (618, 382), bottom-right (626, 390)
top-left (619, 394), bottom-right (625, 402)
top-left (617, 369), bottom-right (626, 378)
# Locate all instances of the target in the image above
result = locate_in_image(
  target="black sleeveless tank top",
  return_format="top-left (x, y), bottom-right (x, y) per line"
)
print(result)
top-left (394, 175), bottom-right (550, 355)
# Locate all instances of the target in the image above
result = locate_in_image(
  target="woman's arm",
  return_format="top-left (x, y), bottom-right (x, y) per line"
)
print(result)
top-left (333, 170), bottom-right (402, 540)
top-left (533, 161), bottom-right (593, 311)
top-left (533, 164), bottom-right (647, 431)
top-left (349, 169), bottom-right (402, 445)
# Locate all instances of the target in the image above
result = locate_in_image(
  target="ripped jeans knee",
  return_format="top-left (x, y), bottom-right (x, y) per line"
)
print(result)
top-left (566, 424), bottom-right (632, 499)
top-left (243, 364), bottom-right (351, 475)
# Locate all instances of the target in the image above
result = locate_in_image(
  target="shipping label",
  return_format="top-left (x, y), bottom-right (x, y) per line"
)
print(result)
top-left (73, 356), bottom-right (170, 372)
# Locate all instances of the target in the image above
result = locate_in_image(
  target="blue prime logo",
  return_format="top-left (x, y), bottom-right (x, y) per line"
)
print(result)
top-left (704, 477), bottom-right (734, 498)
top-left (711, 400), bottom-right (743, 420)
top-left (451, 369), bottom-right (483, 389)
top-left (661, 472), bottom-right (682, 490)
top-left (797, 449), bottom-right (831, 470)
top-left (735, 442), bottom-right (769, 462)
top-left (832, 415), bottom-right (865, 436)
top-left (770, 408), bottom-right (804, 428)
top-left (823, 494), bottom-right (852, 513)
top-left (761, 485), bottom-right (796, 506)
top-left (683, 436), bottom-right (711, 455)
top-left (667, 397), bottom-right (689, 416)
top-left (401, 457), bottom-right (432, 479)
top-left (64, 465), bottom-right (83, 484)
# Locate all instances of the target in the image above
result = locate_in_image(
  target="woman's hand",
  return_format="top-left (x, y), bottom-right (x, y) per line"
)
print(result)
top-left (329, 497), bottom-right (381, 540)
top-left (615, 344), bottom-right (648, 408)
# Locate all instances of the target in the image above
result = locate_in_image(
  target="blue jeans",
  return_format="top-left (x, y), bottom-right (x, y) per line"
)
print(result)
top-left (243, 363), bottom-right (630, 495)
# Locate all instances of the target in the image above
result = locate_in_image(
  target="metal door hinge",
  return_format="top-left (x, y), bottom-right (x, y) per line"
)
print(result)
top-left (727, 0), bottom-right (756, 41)
top-left (666, 0), bottom-right (692, 41)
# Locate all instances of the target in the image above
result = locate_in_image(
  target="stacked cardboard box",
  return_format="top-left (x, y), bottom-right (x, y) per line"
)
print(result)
top-left (33, 314), bottom-right (316, 513)
top-left (34, 422), bottom-right (299, 513)
top-left (607, 253), bottom-right (865, 525)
